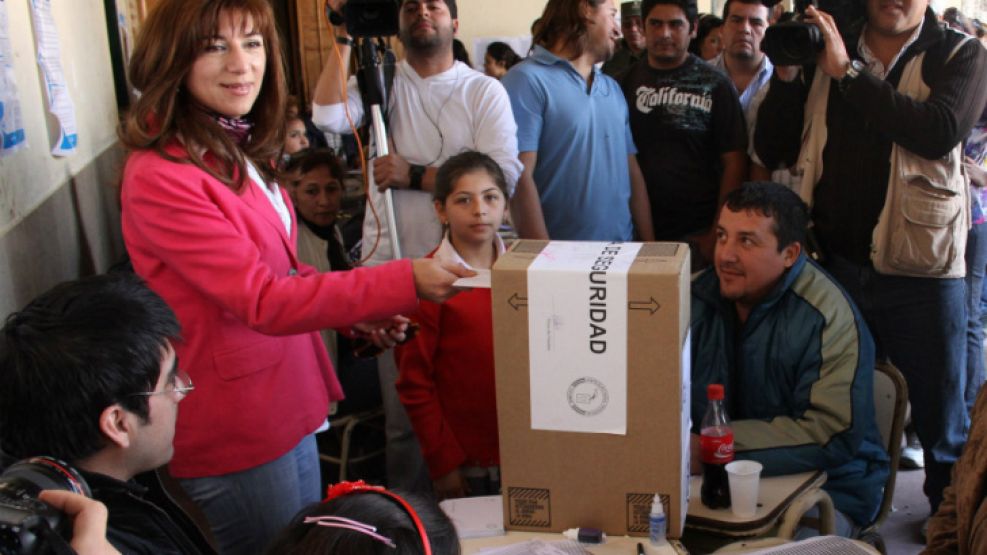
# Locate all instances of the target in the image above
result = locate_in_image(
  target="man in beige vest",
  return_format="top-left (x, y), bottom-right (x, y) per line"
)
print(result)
top-left (754, 0), bottom-right (987, 527)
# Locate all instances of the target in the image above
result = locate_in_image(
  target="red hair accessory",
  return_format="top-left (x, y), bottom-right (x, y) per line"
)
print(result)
top-left (325, 481), bottom-right (432, 555)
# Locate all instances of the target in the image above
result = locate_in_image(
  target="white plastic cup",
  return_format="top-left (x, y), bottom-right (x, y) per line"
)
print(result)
top-left (725, 460), bottom-right (763, 518)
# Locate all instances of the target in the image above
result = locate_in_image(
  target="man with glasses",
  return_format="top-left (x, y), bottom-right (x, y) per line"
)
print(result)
top-left (0, 273), bottom-right (214, 554)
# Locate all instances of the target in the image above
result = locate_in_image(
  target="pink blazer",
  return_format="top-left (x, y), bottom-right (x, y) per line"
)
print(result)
top-left (121, 145), bottom-right (417, 478)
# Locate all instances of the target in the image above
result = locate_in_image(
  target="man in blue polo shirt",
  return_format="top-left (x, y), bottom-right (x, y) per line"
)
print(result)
top-left (502, 0), bottom-right (655, 242)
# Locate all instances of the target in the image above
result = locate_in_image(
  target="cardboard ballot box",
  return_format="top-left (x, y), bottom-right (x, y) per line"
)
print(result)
top-left (491, 240), bottom-right (691, 538)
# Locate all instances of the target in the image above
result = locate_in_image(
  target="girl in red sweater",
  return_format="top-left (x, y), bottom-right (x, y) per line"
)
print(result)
top-left (397, 151), bottom-right (508, 500)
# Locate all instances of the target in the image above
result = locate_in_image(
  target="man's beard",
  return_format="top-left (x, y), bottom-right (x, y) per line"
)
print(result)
top-left (399, 24), bottom-right (453, 54)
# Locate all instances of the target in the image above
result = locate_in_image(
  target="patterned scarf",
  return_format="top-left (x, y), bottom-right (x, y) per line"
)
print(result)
top-left (211, 113), bottom-right (253, 146)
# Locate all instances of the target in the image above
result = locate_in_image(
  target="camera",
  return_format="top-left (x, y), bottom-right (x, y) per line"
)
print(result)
top-left (0, 457), bottom-right (91, 555)
top-left (761, 0), bottom-right (865, 66)
top-left (341, 0), bottom-right (400, 38)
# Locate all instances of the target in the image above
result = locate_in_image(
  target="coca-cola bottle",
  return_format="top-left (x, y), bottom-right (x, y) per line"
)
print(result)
top-left (700, 383), bottom-right (733, 509)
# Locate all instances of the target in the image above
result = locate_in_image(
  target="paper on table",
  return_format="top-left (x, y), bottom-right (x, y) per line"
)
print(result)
top-left (440, 495), bottom-right (504, 539)
top-left (0, 0), bottom-right (25, 155)
top-left (454, 269), bottom-right (491, 289)
top-left (30, 0), bottom-right (77, 157)
top-left (527, 241), bottom-right (642, 435)
top-left (746, 536), bottom-right (877, 554)
top-left (476, 539), bottom-right (592, 555)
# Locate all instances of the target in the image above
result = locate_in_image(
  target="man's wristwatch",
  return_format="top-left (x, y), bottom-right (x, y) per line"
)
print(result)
top-left (409, 165), bottom-right (426, 191)
top-left (839, 59), bottom-right (865, 91)
top-left (335, 35), bottom-right (354, 47)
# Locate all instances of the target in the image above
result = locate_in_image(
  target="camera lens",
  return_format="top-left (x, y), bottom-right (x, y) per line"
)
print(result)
top-left (762, 22), bottom-right (825, 66)
top-left (1, 458), bottom-right (90, 499)
top-left (344, 0), bottom-right (401, 38)
top-left (0, 457), bottom-right (91, 555)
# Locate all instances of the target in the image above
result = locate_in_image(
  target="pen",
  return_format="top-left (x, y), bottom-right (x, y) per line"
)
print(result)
top-left (637, 542), bottom-right (645, 555)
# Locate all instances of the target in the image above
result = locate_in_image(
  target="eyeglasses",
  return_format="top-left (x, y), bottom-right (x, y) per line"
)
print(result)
top-left (130, 369), bottom-right (194, 402)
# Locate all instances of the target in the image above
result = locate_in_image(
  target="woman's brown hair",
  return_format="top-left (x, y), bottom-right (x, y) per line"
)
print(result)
top-left (120, 0), bottom-right (286, 190)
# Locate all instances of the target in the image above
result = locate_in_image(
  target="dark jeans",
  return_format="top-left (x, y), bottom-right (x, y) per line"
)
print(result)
top-left (179, 434), bottom-right (321, 555)
top-left (966, 223), bottom-right (987, 412)
top-left (825, 256), bottom-right (968, 513)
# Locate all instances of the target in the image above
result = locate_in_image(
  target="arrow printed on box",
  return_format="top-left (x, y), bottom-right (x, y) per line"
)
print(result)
top-left (508, 293), bottom-right (527, 310)
top-left (628, 297), bottom-right (660, 314)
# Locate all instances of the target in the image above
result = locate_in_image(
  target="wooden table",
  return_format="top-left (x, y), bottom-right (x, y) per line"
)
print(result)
top-left (685, 471), bottom-right (831, 538)
top-left (462, 531), bottom-right (688, 554)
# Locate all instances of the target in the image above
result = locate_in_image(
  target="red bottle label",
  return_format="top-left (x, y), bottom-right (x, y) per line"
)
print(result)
top-left (700, 432), bottom-right (735, 464)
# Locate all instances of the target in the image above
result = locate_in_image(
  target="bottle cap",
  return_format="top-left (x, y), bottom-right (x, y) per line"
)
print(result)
top-left (651, 493), bottom-right (664, 515)
top-left (562, 527), bottom-right (606, 543)
top-left (707, 383), bottom-right (724, 401)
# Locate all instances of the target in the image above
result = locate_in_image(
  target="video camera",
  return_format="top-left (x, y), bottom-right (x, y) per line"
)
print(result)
top-left (328, 0), bottom-right (400, 38)
top-left (761, 0), bottom-right (866, 66)
top-left (0, 457), bottom-right (91, 555)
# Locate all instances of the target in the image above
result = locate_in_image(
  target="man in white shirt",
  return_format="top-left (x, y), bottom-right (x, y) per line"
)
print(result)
top-left (312, 0), bottom-right (521, 494)
top-left (313, 0), bottom-right (521, 265)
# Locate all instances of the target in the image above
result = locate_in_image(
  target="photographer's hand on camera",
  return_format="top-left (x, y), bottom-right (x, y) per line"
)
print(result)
top-left (771, 5), bottom-right (851, 83)
top-left (803, 5), bottom-right (851, 79)
top-left (38, 490), bottom-right (121, 555)
top-left (313, 0), bottom-right (352, 107)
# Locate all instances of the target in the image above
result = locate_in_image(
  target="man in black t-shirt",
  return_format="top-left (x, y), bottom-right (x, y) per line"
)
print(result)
top-left (622, 0), bottom-right (747, 267)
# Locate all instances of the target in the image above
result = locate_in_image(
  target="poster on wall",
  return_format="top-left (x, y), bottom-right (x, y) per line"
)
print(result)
top-left (0, 0), bottom-right (26, 155)
top-left (30, 0), bottom-right (77, 157)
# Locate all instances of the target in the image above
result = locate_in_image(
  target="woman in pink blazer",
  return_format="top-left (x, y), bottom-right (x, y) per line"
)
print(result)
top-left (118, 1), bottom-right (467, 552)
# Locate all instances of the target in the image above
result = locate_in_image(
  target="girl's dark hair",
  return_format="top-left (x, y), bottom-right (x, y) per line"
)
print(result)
top-left (534, 0), bottom-right (611, 59)
top-left (486, 42), bottom-right (522, 69)
top-left (433, 151), bottom-right (509, 203)
top-left (120, 0), bottom-right (287, 191)
top-left (265, 490), bottom-right (460, 555)
top-left (689, 14), bottom-right (723, 55)
top-left (283, 148), bottom-right (345, 185)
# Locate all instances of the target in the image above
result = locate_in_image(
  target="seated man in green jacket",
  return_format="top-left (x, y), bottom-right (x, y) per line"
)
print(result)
top-left (690, 182), bottom-right (889, 535)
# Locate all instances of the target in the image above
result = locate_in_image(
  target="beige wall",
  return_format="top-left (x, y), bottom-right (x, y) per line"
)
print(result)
top-left (455, 0), bottom-right (717, 63)
top-left (0, 0), bottom-right (126, 314)
top-left (456, 0), bottom-right (548, 53)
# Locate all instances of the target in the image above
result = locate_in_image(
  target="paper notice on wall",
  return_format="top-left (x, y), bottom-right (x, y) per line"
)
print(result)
top-left (30, 0), bottom-right (76, 156)
top-left (527, 241), bottom-right (642, 435)
top-left (0, 0), bottom-right (25, 155)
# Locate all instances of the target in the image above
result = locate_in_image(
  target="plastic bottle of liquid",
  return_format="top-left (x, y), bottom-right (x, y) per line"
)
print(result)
top-left (700, 383), bottom-right (733, 509)
top-left (649, 493), bottom-right (667, 546)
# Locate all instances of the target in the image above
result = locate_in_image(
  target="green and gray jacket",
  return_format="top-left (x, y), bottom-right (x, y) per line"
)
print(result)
top-left (690, 254), bottom-right (889, 525)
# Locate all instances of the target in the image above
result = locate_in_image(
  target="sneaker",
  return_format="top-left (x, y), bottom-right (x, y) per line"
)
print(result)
top-left (900, 432), bottom-right (924, 469)
top-left (900, 444), bottom-right (924, 469)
